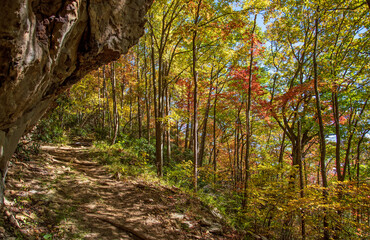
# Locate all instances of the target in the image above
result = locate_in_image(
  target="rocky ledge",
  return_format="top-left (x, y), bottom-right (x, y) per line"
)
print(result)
top-left (0, 0), bottom-right (152, 205)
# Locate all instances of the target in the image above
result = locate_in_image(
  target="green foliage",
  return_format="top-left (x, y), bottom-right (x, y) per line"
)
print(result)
top-left (70, 128), bottom-right (89, 139)
top-left (131, 138), bottom-right (156, 163)
top-left (43, 233), bottom-right (53, 240)
top-left (172, 146), bottom-right (194, 163)
top-left (165, 160), bottom-right (194, 189)
top-left (34, 118), bottom-right (67, 144)
top-left (15, 138), bottom-right (40, 161)
top-left (92, 137), bottom-right (156, 178)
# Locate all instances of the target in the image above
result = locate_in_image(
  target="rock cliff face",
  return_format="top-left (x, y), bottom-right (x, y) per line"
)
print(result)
top-left (0, 0), bottom-right (152, 205)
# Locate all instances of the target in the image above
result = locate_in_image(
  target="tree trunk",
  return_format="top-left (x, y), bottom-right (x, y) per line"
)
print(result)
top-left (278, 131), bottom-right (286, 166)
top-left (144, 41), bottom-right (151, 142)
top-left (129, 86), bottom-right (133, 133)
top-left (356, 130), bottom-right (368, 187)
top-left (213, 80), bottom-right (218, 186)
top-left (199, 73), bottom-right (214, 167)
top-left (313, 12), bottom-right (329, 240)
top-left (166, 84), bottom-right (171, 162)
top-left (189, 120), bottom-right (193, 151)
top-left (102, 66), bottom-right (107, 129)
top-left (98, 68), bottom-right (103, 129)
top-left (243, 14), bottom-right (257, 208)
top-left (151, 27), bottom-right (163, 177)
top-left (137, 47), bottom-right (142, 139)
top-left (298, 121), bottom-right (306, 240)
top-left (192, 0), bottom-right (202, 192)
top-left (185, 120), bottom-right (189, 149)
top-left (185, 93), bottom-right (191, 150)
top-left (176, 121), bottom-right (180, 146)
top-left (341, 98), bottom-right (368, 181)
top-left (103, 65), bottom-right (112, 138)
top-left (157, 58), bottom-right (164, 177)
top-left (343, 133), bottom-right (353, 181)
top-left (332, 89), bottom-right (342, 181)
top-left (111, 62), bottom-right (119, 145)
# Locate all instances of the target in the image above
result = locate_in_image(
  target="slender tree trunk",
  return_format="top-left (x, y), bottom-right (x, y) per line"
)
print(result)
top-left (98, 69), bottom-right (103, 129)
top-left (184, 129), bottom-right (189, 149)
top-left (120, 77), bottom-right (125, 110)
top-left (356, 130), bottom-right (368, 187)
top-left (150, 28), bottom-right (163, 177)
top-left (235, 117), bottom-right (240, 186)
top-left (120, 77), bottom-right (126, 135)
top-left (213, 80), bottom-right (218, 186)
top-left (343, 133), bottom-right (353, 181)
top-left (176, 121), bottom-right (180, 146)
top-left (278, 131), bottom-right (286, 166)
top-left (184, 100), bottom-right (190, 149)
top-left (137, 47), bottom-right (142, 139)
top-left (192, 0), bottom-right (202, 192)
top-left (189, 120), bottom-right (193, 151)
top-left (166, 85), bottom-right (171, 162)
top-left (142, 35), bottom-right (150, 142)
top-left (243, 14), bottom-right (257, 208)
top-left (145, 47), bottom-right (151, 142)
top-left (110, 62), bottom-right (119, 145)
top-left (341, 98), bottom-right (368, 181)
top-left (233, 128), bottom-right (237, 189)
top-left (226, 140), bottom-right (233, 190)
top-left (102, 67), bottom-right (107, 129)
top-left (146, 79), bottom-right (151, 142)
top-left (137, 103), bottom-right (142, 135)
top-left (103, 65), bottom-right (111, 138)
top-left (240, 135), bottom-right (245, 184)
top-left (313, 12), bottom-right (329, 240)
top-left (332, 89), bottom-right (342, 181)
top-left (193, 72), bottom-right (198, 191)
top-left (158, 59), bottom-right (164, 177)
top-left (129, 86), bottom-right (133, 133)
top-left (298, 121), bottom-right (306, 240)
top-left (199, 72), bottom-right (214, 166)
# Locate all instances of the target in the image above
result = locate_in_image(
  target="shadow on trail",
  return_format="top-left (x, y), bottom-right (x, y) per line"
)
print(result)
top-left (4, 145), bottom-right (240, 240)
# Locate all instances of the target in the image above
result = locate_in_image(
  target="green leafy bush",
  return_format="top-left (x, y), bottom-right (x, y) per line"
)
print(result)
top-left (92, 138), bottom-right (155, 178)
top-left (165, 160), bottom-right (194, 189)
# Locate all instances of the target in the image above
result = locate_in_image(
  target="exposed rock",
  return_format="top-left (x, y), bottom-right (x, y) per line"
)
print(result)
top-left (199, 218), bottom-right (212, 227)
top-left (181, 220), bottom-right (194, 230)
top-left (207, 224), bottom-right (223, 235)
top-left (170, 212), bottom-right (185, 221)
top-left (210, 207), bottom-right (224, 221)
top-left (0, 0), bottom-right (152, 205)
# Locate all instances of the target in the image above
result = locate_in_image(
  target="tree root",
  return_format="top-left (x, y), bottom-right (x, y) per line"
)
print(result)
top-left (4, 209), bottom-right (21, 228)
top-left (95, 216), bottom-right (150, 240)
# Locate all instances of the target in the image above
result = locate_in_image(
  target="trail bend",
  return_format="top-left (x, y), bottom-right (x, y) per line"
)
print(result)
top-left (3, 144), bottom-right (238, 240)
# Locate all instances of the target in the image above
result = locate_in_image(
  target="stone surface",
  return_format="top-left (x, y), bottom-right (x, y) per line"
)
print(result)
top-left (170, 213), bottom-right (185, 220)
top-left (0, 0), bottom-right (152, 204)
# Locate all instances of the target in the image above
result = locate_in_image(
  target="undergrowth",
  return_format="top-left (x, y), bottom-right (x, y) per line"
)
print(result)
top-left (89, 137), bottom-right (243, 232)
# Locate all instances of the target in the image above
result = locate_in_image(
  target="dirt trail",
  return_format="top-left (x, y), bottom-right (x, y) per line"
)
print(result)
top-left (2, 145), bottom-right (241, 240)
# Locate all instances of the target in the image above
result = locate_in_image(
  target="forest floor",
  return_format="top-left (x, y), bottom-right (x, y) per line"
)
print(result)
top-left (1, 143), bottom-right (243, 240)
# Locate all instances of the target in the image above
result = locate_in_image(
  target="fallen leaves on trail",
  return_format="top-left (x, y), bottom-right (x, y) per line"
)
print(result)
top-left (2, 144), bottom-right (243, 240)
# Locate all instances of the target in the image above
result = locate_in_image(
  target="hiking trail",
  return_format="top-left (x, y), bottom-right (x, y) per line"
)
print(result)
top-left (1, 144), bottom-right (241, 239)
